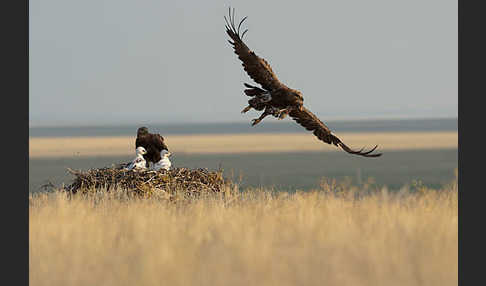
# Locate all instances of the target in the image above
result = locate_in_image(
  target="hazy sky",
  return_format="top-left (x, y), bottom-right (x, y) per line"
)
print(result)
top-left (29, 0), bottom-right (457, 127)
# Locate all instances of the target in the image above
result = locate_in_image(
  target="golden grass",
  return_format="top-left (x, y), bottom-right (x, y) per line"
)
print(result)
top-left (30, 184), bottom-right (457, 286)
top-left (29, 131), bottom-right (458, 158)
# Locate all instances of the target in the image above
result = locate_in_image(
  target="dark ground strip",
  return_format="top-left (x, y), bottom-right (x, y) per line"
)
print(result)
top-left (30, 149), bottom-right (457, 193)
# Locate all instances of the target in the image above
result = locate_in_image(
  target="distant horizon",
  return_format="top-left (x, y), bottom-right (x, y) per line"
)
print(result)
top-left (29, 114), bottom-right (458, 128)
top-left (29, 117), bottom-right (458, 140)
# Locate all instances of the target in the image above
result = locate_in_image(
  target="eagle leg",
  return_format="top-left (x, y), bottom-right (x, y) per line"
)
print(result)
top-left (251, 111), bottom-right (270, 126)
top-left (241, 105), bottom-right (252, 113)
top-left (251, 106), bottom-right (280, 126)
top-left (277, 107), bottom-right (291, 120)
top-left (251, 117), bottom-right (264, 126)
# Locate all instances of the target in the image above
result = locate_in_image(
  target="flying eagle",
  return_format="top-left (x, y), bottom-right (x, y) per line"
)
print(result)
top-left (225, 8), bottom-right (382, 158)
top-left (135, 127), bottom-right (170, 166)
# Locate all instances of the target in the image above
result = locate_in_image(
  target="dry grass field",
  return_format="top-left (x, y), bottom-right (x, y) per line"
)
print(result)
top-left (29, 131), bottom-right (457, 158)
top-left (30, 182), bottom-right (457, 286)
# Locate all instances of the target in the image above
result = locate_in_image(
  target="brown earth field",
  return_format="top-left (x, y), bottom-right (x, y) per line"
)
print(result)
top-left (29, 131), bottom-right (457, 158)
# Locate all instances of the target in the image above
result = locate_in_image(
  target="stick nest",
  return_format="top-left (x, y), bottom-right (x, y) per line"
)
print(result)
top-left (63, 163), bottom-right (227, 199)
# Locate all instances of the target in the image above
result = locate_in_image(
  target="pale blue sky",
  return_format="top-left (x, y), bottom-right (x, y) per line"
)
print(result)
top-left (29, 0), bottom-right (457, 127)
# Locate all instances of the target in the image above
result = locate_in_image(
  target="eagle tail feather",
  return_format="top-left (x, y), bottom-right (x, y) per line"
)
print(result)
top-left (244, 83), bottom-right (266, 97)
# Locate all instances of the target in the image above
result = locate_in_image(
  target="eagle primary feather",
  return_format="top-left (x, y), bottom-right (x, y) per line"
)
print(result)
top-left (225, 7), bottom-right (382, 158)
top-left (225, 8), bottom-right (283, 92)
top-left (289, 107), bottom-right (381, 157)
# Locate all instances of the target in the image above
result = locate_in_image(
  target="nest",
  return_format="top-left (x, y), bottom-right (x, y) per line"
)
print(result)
top-left (63, 163), bottom-right (227, 199)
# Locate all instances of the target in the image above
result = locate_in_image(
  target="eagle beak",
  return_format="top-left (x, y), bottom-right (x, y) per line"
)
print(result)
top-left (299, 105), bottom-right (304, 111)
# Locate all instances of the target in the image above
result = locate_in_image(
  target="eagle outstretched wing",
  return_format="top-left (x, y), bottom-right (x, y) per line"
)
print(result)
top-left (289, 107), bottom-right (382, 157)
top-left (225, 8), bottom-right (284, 92)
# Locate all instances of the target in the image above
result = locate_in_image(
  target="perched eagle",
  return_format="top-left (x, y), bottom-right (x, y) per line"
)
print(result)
top-left (225, 8), bottom-right (382, 158)
top-left (135, 127), bottom-right (169, 166)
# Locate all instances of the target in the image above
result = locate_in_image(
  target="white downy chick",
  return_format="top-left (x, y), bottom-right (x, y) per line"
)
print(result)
top-left (151, 150), bottom-right (172, 171)
top-left (126, 146), bottom-right (147, 170)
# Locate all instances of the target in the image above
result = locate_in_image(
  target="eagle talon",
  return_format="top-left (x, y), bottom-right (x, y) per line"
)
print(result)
top-left (251, 119), bottom-right (261, 126)
top-left (241, 105), bottom-right (252, 113)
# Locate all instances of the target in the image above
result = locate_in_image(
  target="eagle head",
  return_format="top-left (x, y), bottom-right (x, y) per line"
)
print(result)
top-left (137, 127), bottom-right (149, 137)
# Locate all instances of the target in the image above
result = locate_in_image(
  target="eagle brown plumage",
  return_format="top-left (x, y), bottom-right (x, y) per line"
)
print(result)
top-left (224, 16), bottom-right (282, 92)
top-left (135, 127), bottom-right (169, 166)
top-left (289, 107), bottom-right (380, 157)
top-left (225, 8), bottom-right (382, 158)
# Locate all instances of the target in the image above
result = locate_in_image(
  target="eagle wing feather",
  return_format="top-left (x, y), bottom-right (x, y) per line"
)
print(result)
top-left (289, 107), bottom-right (382, 157)
top-left (225, 8), bottom-right (284, 92)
